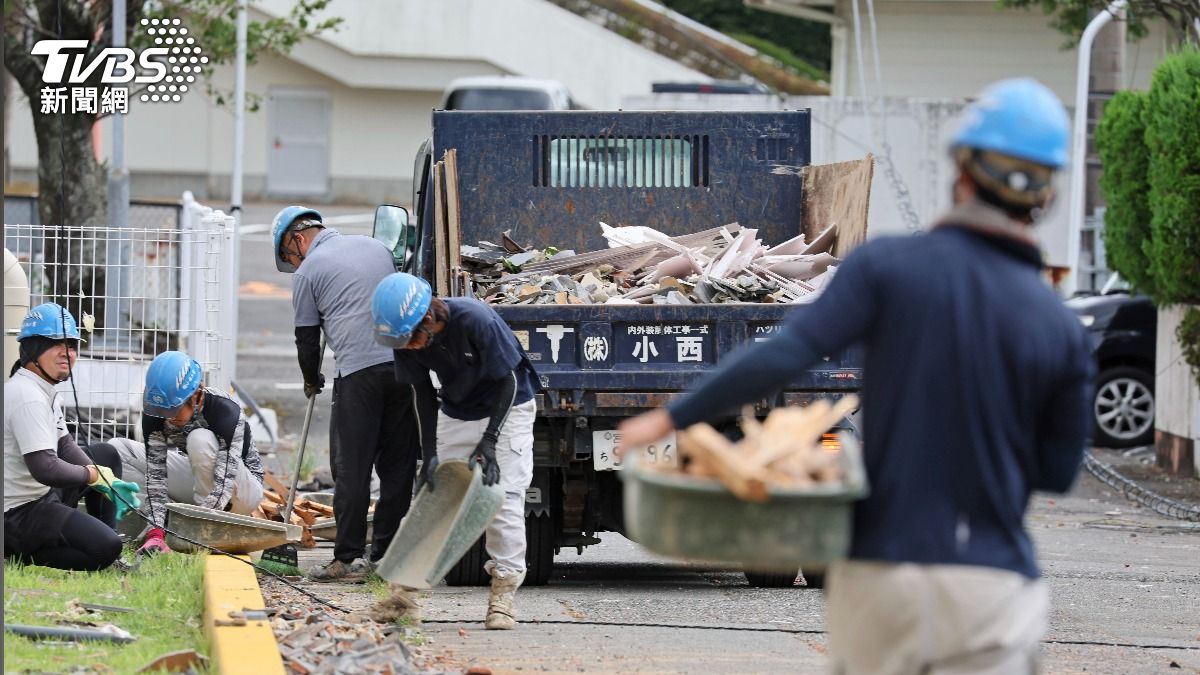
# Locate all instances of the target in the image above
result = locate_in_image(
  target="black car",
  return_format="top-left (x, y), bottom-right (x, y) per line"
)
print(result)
top-left (1065, 292), bottom-right (1157, 448)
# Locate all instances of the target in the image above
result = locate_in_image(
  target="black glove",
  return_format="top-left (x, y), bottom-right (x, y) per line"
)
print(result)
top-left (417, 453), bottom-right (439, 493)
top-left (304, 373), bottom-right (325, 399)
top-left (471, 433), bottom-right (501, 486)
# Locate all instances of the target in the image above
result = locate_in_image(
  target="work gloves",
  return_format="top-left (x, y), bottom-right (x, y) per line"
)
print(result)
top-left (417, 453), bottom-right (440, 493)
top-left (138, 528), bottom-right (171, 556)
top-left (471, 433), bottom-right (501, 487)
top-left (87, 465), bottom-right (141, 521)
top-left (304, 373), bottom-right (325, 399)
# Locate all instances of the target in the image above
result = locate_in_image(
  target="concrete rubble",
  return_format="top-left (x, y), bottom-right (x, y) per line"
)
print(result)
top-left (463, 222), bottom-right (841, 305)
top-left (260, 581), bottom-right (454, 675)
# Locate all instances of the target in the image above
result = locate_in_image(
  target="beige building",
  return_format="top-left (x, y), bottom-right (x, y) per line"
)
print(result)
top-left (7, 0), bottom-right (709, 205)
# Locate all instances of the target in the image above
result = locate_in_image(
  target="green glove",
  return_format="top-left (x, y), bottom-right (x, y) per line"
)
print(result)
top-left (110, 480), bottom-right (141, 521)
top-left (87, 465), bottom-right (118, 500)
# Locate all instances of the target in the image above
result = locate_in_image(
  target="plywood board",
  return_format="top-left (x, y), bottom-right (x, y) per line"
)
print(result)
top-left (431, 161), bottom-right (450, 297)
top-left (443, 148), bottom-right (463, 295)
top-left (800, 154), bottom-right (874, 258)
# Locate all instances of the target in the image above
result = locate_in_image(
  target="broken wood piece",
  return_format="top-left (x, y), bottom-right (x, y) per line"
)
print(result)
top-left (305, 501), bottom-right (334, 517)
top-left (264, 473), bottom-right (291, 503)
top-left (263, 488), bottom-right (286, 505)
top-left (137, 649), bottom-right (209, 673)
top-left (678, 424), bottom-right (770, 502)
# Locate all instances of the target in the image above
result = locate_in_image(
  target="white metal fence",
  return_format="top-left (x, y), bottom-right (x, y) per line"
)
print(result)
top-left (3, 193), bottom-right (237, 444)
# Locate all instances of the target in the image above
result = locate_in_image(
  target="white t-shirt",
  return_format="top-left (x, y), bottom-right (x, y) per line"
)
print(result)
top-left (3, 368), bottom-right (70, 512)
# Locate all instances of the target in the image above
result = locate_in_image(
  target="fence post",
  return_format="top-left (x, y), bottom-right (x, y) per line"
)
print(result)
top-left (198, 209), bottom-right (237, 393)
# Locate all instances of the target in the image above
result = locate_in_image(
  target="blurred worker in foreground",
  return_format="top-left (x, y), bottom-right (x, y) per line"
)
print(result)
top-left (272, 206), bottom-right (419, 582)
top-left (110, 350), bottom-right (265, 556)
top-left (4, 303), bottom-right (139, 571)
top-left (617, 78), bottom-right (1094, 674)
top-left (370, 272), bottom-right (541, 630)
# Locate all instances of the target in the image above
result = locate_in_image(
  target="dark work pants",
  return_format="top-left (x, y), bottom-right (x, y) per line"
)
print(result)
top-left (330, 363), bottom-right (419, 563)
top-left (3, 442), bottom-right (124, 571)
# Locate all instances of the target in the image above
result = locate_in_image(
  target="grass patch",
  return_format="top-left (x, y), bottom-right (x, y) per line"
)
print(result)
top-left (4, 554), bottom-right (210, 673)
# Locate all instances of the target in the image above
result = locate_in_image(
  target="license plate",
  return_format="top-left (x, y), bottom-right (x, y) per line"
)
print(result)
top-left (592, 430), bottom-right (678, 471)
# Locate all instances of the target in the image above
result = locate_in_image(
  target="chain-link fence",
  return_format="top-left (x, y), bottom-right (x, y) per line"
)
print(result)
top-left (4, 195), bottom-right (233, 445)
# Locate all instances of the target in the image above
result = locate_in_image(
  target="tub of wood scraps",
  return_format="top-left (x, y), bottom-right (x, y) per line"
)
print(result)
top-left (622, 395), bottom-right (867, 572)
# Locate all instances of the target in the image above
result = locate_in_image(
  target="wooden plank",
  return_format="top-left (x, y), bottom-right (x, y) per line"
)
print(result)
top-left (800, 154), bottom-right (875, 258)
top-left (432, 161), bottom-right (450, 297)
top-left (678, 423), bottom-right (769, 502)
top-left (444, 149), bottom-right (463, 295)
top-left (263, 472), bottom-right (290, 503)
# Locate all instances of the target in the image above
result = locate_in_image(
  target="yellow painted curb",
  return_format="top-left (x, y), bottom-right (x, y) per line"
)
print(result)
top-left (203, 555), bottom-right (285, 675)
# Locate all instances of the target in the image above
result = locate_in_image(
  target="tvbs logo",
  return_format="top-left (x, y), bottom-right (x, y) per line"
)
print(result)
top-left (32, 18), bottom-right (206, 114)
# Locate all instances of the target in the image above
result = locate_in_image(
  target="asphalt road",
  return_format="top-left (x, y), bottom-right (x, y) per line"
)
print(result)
top-left (235, 202), bottom-right (1200, 674)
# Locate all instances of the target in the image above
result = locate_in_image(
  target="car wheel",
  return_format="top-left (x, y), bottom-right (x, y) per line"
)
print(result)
top-left (1093, 366), bottom-right (1155, 448)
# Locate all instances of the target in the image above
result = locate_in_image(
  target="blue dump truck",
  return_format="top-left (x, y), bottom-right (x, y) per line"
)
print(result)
top-left (374, 111), bottom-right (869, 586)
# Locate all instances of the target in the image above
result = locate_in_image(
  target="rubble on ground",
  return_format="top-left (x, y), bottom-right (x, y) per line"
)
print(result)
top-left (260, 578), bottom-right (442, 675)
top-left (463, 222), bottom-right (841, 305)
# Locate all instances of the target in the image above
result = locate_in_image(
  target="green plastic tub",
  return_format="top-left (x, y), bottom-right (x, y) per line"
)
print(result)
top-left (621, 434), bottom-right (867, 572)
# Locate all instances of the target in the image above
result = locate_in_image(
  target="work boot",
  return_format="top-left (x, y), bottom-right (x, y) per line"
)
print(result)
top-left (484, 563), bottom-right (526, 630)
top-left (308, 557), bottom-right (371, 583)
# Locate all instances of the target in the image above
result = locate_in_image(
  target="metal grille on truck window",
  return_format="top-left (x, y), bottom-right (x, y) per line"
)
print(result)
top-left (532, 135), bottom-right (709, 188)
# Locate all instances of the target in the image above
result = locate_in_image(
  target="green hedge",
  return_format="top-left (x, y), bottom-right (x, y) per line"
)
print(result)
top-left (1144, 48), bottom-right (1200, 305)
top-left (1096, 90), bottom-right (1155, 295)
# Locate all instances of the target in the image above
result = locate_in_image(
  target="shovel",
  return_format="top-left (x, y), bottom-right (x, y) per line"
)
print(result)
top-left (262, 337), bottom-right (326, 569)
top-left (373, 459), bottom-right (504, 590)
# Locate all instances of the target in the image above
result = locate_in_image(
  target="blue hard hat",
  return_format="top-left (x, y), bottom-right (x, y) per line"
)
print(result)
top-left (271, 205), bottom-right (323, 273)
top-left (143, 351), bottom-right (203, 418)
top-left (18, 302), bottom-right (83, 342)
top-left (951, 78), bottom-right (1070, 169)
top-left (372, 273), bottom-right (433, 349)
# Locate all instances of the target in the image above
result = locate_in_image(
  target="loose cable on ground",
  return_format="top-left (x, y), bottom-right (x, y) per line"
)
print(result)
top-left (1083, 451), bottom-right (1200, 522)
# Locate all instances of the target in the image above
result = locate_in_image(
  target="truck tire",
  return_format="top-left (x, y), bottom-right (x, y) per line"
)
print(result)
top-left (443, 536), bottom-right (490, 586)
top-left (524, 513), bottom-right (555, 586)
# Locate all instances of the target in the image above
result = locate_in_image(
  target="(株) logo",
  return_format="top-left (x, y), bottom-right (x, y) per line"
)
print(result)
top-left (32, 17), bottom-right (206, 115)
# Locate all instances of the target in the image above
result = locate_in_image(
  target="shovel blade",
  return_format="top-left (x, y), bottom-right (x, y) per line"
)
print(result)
top-left (374, 459), bottom-right (504, 589)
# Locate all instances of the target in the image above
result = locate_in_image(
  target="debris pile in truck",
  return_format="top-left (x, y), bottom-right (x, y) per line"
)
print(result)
top-left (646, 394), bottom-right (860, 502)
top-left (462, 222), bottom-right (842, 305)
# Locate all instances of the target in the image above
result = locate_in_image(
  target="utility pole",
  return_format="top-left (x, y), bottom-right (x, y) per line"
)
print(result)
top-left (104, 0), bottom-right (131, 345)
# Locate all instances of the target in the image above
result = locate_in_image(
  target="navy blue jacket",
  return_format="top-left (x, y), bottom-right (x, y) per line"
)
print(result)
top-left (669, 206), bottom-right (1094, 578)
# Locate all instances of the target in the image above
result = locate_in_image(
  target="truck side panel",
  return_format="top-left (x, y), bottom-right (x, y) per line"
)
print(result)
top-left (431, 110), bottom-right (812, 254)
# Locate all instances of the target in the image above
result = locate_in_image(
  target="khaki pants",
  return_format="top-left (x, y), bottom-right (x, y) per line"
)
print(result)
top-left (827, 561), bottom-right (1048, 675)
top-left (436, 399), bottom-right (536, 576)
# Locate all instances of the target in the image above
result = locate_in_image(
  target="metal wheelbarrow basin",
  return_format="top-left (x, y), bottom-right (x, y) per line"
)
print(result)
top-left (374, 459), bottom-right (504, 589)
top-left (164, 503), bottom-right (302, 554)
top-left (621, 435), bottom-right (868, 573)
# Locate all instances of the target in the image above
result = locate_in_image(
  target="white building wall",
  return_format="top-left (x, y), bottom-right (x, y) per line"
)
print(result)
top-left (833, 0), bottom-right (1172, 101)
top-left (622, 93), bottom-right (1073, 267)
top-left (8, 0), bottom-right (709, 204)
top-left (252, 0), bottom-right (710, 110)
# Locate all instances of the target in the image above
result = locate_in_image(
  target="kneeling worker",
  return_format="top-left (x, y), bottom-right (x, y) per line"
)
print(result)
top-left (4, 303), bottom-right (139, 571)
top-left (111, 350), bottom-right (265, 555)
top-left (371, 272), bottom-right (540, 630)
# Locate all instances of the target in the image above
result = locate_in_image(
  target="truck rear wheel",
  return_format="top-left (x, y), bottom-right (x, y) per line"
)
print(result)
top-left (444, 536), bottom-right (490, 586)
top-left (524, 513), bottom-right (555, 586)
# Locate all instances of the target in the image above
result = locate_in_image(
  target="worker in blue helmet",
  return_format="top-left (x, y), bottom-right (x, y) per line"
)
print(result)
top-left (4, 303), bottom-right (140, 571)
top-left (370, 272), bottom-right (541, 630)
top-left (272, 206), bottom-right (420, 583)
top-left (618, 78), bottom-right (1094, 672)
top-left (108, 350), bottom-right (265, 556)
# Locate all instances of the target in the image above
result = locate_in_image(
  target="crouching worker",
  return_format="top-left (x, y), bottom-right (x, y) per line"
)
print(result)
top-left (110, 351), bottom-right (265, 555)
top-left (4, 303), bottom-right (140, 571)
top-left (370, 273), bottom-right (540, 630)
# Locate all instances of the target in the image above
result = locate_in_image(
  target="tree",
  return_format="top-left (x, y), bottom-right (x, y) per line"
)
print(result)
top-left (661, 0), bottom-right (831, 75)
top-left (995, 0), bottom-right (1200, 47)
top-left (4, 0), bottom-right (340, 317)
top-left (1095, 48), bottom-right (1200, 385)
